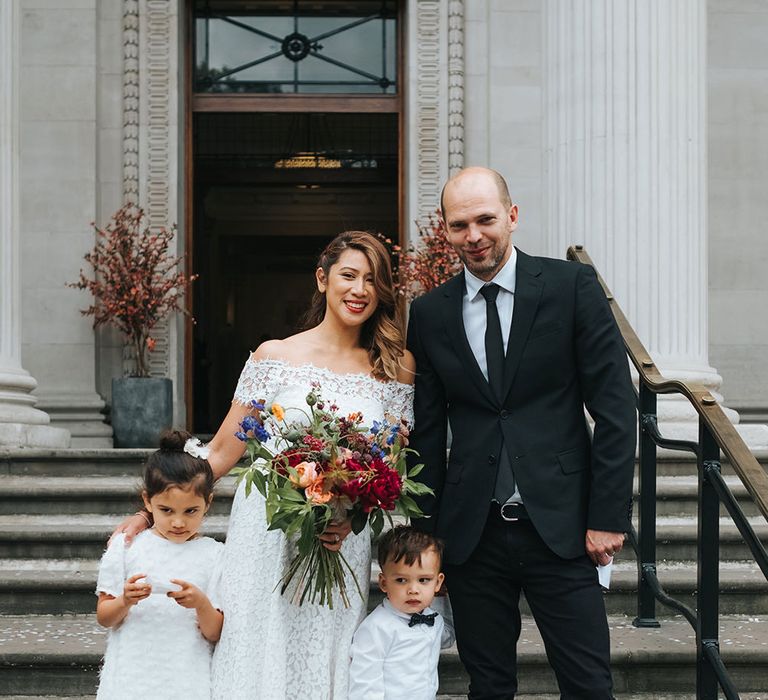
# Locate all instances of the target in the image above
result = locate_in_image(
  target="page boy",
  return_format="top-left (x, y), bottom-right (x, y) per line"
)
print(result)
top-left (349, 525), bottom-right (454, 700)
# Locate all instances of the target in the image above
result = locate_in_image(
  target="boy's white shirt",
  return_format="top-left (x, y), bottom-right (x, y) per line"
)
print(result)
top-left (348, 596), bottom-right (455, 700)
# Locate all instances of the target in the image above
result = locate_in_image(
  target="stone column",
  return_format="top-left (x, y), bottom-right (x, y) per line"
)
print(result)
top-left (543, 0), bottom-right (767, 446)
top-left (18, 1), bottom-right (113, 447)
top-left (0, 0), bottom-right (68, 448)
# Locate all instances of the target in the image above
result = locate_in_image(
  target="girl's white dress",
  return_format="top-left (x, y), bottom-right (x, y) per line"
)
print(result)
top-left (211, 358), bottom-right (414, 700)
top-left (95, 529), bottom-right (223, 700)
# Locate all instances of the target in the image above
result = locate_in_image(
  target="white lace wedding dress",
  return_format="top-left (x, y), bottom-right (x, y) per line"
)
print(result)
top-left (210, 358), bottom-right (414, 700)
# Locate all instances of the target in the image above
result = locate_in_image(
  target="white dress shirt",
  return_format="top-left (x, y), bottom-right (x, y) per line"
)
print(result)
top-left (348, 597), bottom-right (455, 700)
top-left (463, 247), bottom-right (522, 503)
top-left (462, 246), bottom-right (517, 380)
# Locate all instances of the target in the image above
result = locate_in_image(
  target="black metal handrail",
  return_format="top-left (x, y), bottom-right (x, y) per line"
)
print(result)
top-left (567, 245), bottom-right (768, 700)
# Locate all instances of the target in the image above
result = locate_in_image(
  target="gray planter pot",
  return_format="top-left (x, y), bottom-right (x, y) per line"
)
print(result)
top-left (111, 377), bottom-right (173, 448)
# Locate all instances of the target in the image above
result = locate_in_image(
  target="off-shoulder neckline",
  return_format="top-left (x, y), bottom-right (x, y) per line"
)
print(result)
top-left (247, 356), bottom-right (414, 390)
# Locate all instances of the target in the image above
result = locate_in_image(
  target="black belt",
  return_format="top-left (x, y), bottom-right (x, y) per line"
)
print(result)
top-left (491, 501), bottom-right (530, 522)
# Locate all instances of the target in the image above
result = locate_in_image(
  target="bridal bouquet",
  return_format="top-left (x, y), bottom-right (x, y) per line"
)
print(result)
top-left (230, 384), bottom-right (431, 609)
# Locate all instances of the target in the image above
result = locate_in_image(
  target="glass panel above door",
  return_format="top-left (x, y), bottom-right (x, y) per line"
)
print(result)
top-left (194, 1), bottom-right (398, 95)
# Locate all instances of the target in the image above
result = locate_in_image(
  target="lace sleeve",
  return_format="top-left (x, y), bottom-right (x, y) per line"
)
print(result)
top-left (232, 357), bottom-right (286, 406)
top-left (385, 382), bottom-right (415, 427)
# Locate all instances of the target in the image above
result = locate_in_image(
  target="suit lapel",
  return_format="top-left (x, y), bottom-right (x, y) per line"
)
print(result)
top-left (441, 273), bottom-right (497, 406)
top-left (502, 250), bottom-right (544, 401)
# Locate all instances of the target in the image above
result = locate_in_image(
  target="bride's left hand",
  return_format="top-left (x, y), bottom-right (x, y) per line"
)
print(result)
top-left (319, 518), bottom-right (352, 552)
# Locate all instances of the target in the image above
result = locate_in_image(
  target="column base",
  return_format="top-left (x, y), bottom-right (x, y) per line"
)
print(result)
top-left (641, 361), bottom-right (768, 451)
top-left (0, 366), bottom-right (71, 447)
top-left (36, 392), bottom-right (113, 448)
top-left (0, 422), bottom-right (70, 448)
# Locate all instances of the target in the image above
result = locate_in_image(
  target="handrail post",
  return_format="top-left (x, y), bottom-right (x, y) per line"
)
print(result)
top-left (634, 382), bottom-right (661, 627)
top-left (697, 419), bottom-right (721, 700)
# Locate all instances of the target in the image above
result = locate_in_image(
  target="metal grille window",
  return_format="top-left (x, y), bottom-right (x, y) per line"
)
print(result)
top-left (194, 1), bottom-right (398, 94)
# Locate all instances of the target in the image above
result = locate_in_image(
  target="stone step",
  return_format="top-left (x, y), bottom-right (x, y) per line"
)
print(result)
top-left (2, 558), bottom-right (765, 618)
top-left (0, 472), bottom-right (760, 518)
top-left (0, 514), bottom-right (764, 562)
top-left (0, 614), bottom-right (766, 696)
top-left (0, 476), bottom-right (238, 516)
top-left (638, 475), bottom-right (761, 518)
top-left (0, 450), bottom-right (150, 477)
top-left (7, 696), bottom-right (768, 700)
top-left (2, 448), bottom-right (766, 479)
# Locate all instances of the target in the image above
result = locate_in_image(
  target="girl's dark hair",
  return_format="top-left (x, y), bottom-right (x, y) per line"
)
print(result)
top-left (302, 231), bottom-right (405, 382)
top-left (377, 525), bottom-right (444, 568)
top-left (142, 429), bottom-right (214, 501)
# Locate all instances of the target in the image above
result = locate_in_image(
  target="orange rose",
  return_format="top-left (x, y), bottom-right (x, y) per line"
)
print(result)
top-left (305, 477), bottom-right (332, 505)
top-left (271, 403), bottom-right (285, 421)
top-left (289, 461), bottom-right (318, 488)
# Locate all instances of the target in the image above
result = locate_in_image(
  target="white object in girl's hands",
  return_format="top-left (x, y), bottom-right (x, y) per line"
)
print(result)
top-left (144, 575), bottom-right (183, 595)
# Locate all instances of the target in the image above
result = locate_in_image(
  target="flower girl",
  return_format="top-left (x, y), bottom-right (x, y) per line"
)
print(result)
top-left (95, 430), bottom-right (223, 699)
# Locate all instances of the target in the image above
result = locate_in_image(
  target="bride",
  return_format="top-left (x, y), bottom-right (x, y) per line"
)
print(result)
top-left (119, 231), bottom-right (414, 698)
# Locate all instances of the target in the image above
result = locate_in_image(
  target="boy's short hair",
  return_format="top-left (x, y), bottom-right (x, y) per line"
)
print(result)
top-left (377, 525), bottom-right (445, 569)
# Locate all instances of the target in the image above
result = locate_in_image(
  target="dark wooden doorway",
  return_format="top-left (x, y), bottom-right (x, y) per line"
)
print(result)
top-left (185, 0), bottom-right (403, 432)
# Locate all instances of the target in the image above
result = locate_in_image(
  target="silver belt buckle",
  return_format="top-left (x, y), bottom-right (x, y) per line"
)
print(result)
top-left (500, 503), bottom-right (521, 522)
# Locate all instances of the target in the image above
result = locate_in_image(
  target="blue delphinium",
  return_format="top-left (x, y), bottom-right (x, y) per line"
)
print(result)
top-left (250, 400), bottom-right (265, 411)
top-left (254, 423), bottom-right (270, 443)
top-left (370, 420), bottom-right (381, 435)
top-left (241, 415), bottom-right (260, 433)
top-left (235, 431), bottom-right (248, 442)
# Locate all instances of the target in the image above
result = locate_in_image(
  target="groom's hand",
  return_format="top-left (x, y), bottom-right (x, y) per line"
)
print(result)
top-left (319, 518), bottom-right (352, 552)
top-left (586, 529), bottom-right (625, 566)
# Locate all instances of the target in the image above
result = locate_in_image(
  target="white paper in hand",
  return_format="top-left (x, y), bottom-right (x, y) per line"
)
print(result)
top-left (597, 558), bottom-right (613, 589)
top-left (145, 576), bottom-right (182, 595)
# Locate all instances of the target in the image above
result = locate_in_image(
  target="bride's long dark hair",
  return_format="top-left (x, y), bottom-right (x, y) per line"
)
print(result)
top-left (303, 231), bottom-right (405, 382)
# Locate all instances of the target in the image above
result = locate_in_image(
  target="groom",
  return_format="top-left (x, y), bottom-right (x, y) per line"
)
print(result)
top-left (407, 167), bottom-right (636, 699)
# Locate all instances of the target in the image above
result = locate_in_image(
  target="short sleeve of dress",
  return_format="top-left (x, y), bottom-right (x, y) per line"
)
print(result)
top-left (232, 357), bottom-right (288, 406)
top-left (385, 382), bottom-right (415, 428)
top-left (96, 533), bottom-right (127, 598)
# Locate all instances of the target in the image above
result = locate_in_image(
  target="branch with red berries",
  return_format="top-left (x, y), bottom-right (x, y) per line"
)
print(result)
top-left (381, 211), bottom-right (462, 302)
top-left (68, 205), bottom-right (198, 377)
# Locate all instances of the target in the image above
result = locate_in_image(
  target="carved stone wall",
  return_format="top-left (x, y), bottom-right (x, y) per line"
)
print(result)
top-left (406, 0), bottom-right (464, 231)
top-left (447, 0), bottom-right (464, 176)
top-left (121, 0), bottom-right (180, 386)
top-left (122, 0), bottom-right (139, 204)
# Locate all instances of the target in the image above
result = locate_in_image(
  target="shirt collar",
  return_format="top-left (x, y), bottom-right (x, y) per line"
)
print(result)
top-left (382, 598), bottom-right (435, 623)
top-left (464, 246), bottom-right (517, 302)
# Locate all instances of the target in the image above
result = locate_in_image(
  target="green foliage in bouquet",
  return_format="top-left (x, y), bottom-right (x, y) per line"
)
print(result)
top-left (229, 385), bottom-right (432, 609)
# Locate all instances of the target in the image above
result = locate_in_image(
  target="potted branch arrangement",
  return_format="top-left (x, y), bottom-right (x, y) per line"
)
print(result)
top-left (69, 205), bottom-right (197, 447)
top-left (387, 211), bottom-right (462, 301)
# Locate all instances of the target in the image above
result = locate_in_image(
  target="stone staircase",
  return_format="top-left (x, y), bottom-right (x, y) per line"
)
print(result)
top-left (1, 448), bottom-right (767, 699)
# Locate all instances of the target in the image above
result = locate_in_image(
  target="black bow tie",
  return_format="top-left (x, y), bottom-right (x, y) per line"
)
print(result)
top-left (408, 612), bottom-right (438, 627)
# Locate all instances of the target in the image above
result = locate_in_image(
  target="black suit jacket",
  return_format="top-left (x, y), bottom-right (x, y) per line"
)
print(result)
top-left (407, 249), bottom-right (636, 565)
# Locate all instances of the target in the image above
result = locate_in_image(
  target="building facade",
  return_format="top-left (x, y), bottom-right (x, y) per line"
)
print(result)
top-left (1, 0), bottom-right (766, 447)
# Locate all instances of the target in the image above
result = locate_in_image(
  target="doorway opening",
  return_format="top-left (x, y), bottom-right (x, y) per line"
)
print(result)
top-left (191, 111), bottom-right (398, 432)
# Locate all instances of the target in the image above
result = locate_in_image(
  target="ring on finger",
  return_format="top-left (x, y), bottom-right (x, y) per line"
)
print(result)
top-left (334, 534), bottom-right (340, 543)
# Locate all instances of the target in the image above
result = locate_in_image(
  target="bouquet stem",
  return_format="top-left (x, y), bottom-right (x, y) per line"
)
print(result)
top-left (279, 539), bottom-right (362, 610)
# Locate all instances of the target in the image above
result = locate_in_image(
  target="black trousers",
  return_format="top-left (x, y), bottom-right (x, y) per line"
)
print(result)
top-left (444, 509), bottom-right (614, 700)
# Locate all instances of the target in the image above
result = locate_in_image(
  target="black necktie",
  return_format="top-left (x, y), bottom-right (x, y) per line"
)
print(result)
top-left (479, 284), bottom-right (505, 401)
top-left (408, 612), bottom-right (438, 627)
top-left (479, 284), bottom-right (517, 503)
